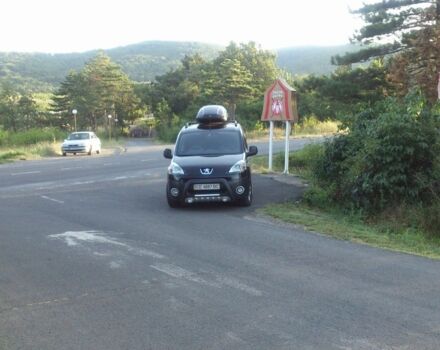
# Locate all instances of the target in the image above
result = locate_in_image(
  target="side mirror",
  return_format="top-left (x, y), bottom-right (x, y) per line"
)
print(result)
top-left (246, 146), bottom-right (258, 157)
top-left (163, 148), bottom-right (173, 159)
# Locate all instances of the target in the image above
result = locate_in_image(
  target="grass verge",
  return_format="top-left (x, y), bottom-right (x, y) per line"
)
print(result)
top-left (260, 202), bottom-right (440, 259)
top-left (0, 142), bottom-right (59, 162)
top-left (0, 151), bottom-right (26, 164)
top-left (247, 117), bottom-right (339, 140)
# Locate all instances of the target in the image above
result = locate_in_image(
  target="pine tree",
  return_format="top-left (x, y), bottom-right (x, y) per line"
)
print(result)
top-left (332, 0), bottom-right (440, 65)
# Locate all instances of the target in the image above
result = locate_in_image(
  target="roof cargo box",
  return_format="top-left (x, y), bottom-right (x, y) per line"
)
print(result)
top-left (196, 105), bottom-right (228, 124)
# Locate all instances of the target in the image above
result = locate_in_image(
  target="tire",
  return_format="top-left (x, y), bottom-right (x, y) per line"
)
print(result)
top-left (237, 185), bottom-right (252, 207)
top-left (88, 146), bottom-right (92, 155)
top-left (62, 152), bottom-right (67, 156)
top-left (96, 148), bottom-right (100, 154)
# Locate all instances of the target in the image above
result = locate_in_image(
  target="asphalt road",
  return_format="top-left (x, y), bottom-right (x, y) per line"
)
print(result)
top-left (0, 138), bottom-right (439, 350)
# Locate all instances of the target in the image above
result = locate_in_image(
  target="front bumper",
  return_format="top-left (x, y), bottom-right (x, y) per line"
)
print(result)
top-left (167, 174), bottom-right (251, 204)
top-left (62, 145), bottom-right (87, 153)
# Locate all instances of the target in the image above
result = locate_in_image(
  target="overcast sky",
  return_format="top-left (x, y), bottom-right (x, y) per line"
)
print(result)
top-left (1, 0), bottom-right (369, 53)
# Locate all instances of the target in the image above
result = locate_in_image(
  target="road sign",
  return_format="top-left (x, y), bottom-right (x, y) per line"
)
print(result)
top-left (261, 78), bottom-right (298, 122)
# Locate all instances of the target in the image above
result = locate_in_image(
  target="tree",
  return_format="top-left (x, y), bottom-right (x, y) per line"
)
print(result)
top-left (296, 60), bottom-right (390, 120)
top-left (387, 24), bottom-right (440, 101)
top-left (51, 53), bottom-right (140, 131)
top-left (214, 58), bottom-right (254, 118)
top-left (0, 83), bottom-right (40, 131)
top-left (215, 42), bottom-right (279, 96)
top-left (0, 84), bottom-right (20, 132)
top-left (332, 0), bottom-right (440, 65)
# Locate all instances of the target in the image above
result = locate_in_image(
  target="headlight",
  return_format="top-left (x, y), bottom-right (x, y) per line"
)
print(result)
top-left (168, 162), bottom-right (184, 175)
top-left (228, 160), bottom-right (247, 173)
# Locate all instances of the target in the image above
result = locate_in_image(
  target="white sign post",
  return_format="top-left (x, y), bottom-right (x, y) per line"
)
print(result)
top-left (283, 121), bottom-right (290, 174)
top-left (268, 121), bottom-right (274, 171)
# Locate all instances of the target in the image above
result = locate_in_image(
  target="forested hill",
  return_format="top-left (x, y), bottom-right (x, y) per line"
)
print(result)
top-left (276, 44), bottom-right (358, 76)
top-left (0, 41), bottom-right (356, 91)
top-left (0, 41), bottom-right (221, 92)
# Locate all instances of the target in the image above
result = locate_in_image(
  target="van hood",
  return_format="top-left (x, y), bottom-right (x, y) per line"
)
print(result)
top-left (173, 154), bottom-right (244, 178)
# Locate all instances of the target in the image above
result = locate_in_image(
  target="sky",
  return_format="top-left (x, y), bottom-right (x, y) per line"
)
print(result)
top-left (1, 0), bottom-right (368, 53)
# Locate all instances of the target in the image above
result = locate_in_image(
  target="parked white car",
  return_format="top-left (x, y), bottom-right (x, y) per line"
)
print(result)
top-left (61, 131), bottom-right (101, 156)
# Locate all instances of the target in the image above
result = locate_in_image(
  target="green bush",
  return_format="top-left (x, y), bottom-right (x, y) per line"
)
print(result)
top-left (314, 91), bottom-right (440, 212)
top-left (235, 100), bottom-right (263, 130)
top-left (6, 128), bottom-right (64, 146)
top-left (0, 128), bottom-right (8, 146)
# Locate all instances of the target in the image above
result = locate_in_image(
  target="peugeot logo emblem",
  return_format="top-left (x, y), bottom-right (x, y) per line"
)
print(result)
top-left (200, 168), bottom-right (213, 175)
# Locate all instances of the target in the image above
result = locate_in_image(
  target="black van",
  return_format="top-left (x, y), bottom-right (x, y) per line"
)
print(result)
top-left (163, 105), bottom-right (258, 208)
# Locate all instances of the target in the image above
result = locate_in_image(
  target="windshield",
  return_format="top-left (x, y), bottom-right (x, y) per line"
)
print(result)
top-left (67, 133), bottom-right (90, 140)
top-left (175, 129), bottom-right (243, 156)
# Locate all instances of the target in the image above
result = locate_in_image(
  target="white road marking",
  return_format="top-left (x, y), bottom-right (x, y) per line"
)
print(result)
top-left (113, 176), bottom-right (128, 180)
top-left (11, 171), bottom-right (41, 176)
top-left (151, 263), bottom-right (263, 296)
top-left (60, 167), bottom-right (83, 171)
top-left (216, 276), bottom-right (263, 297)
top-left (40, 195), bottom-right (64, 204)
top-left (48, 231), bottom-right (165, 259)
top-left (109, 261), bottom-right (122, 269)
top-left (150, 263), bottom-right (218, 287)
top-left (49, 231), bottom-right (128, 247)
top-left (71, 180), bottom-right (95, 186)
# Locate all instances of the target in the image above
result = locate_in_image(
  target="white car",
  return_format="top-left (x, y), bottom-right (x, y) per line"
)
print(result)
top-left (61, 131), bottom-right (101, 156)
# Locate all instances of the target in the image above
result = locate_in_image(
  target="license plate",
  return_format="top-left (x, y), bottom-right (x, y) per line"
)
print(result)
top-left (194, 183), bottom-right (220, 191)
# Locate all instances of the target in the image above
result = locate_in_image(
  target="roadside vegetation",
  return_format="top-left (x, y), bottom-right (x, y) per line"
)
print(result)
top-left (253, 92), bottom-right (440, 259)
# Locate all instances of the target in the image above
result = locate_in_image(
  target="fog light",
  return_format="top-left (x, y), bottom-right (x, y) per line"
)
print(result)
top-left (170, 188), bottom-right (179, 197)
top-left (235, 186), bottom-right (245, 195)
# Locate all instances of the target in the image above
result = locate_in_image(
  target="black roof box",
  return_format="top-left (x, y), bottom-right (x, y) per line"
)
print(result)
top-left (196, 105), bottom-right (228, 123)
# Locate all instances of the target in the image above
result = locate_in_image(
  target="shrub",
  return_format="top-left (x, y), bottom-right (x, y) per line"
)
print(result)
top-left (0, 128), bottom-right (8, 146)
top-left (7, 128), bottom-right (64, 146)
top-left (314, 90), bottom-right (440, 212)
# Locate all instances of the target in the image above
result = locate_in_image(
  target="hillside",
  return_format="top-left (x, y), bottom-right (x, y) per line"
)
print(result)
top-left (276, 44), bottom-right (359, 76)
top-left (0, 41), bottom-right (358, 92)
top-left (0, 41), bottom-right (221, 92)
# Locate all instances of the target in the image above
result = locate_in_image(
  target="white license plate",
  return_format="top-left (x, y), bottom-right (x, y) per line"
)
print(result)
top-left (194, 183), bottom-right (220, 191)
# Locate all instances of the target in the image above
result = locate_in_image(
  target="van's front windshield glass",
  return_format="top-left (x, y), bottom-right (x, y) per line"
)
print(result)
top-left (175, 130), bottom-right (243, 156)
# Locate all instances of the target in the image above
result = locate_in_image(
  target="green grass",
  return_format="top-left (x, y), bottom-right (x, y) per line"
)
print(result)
top-left (0, 151), bottom-right (26, 164)
top-left (247, 117), bottom-right (339, 140)
top-left (261, 202), bottom-right (440, 259)
top-left (0, 142), bottom-right (59, 162)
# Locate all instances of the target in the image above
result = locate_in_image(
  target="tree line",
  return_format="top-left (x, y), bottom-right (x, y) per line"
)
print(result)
top-left (0, 42), bottom-right (280, 138)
